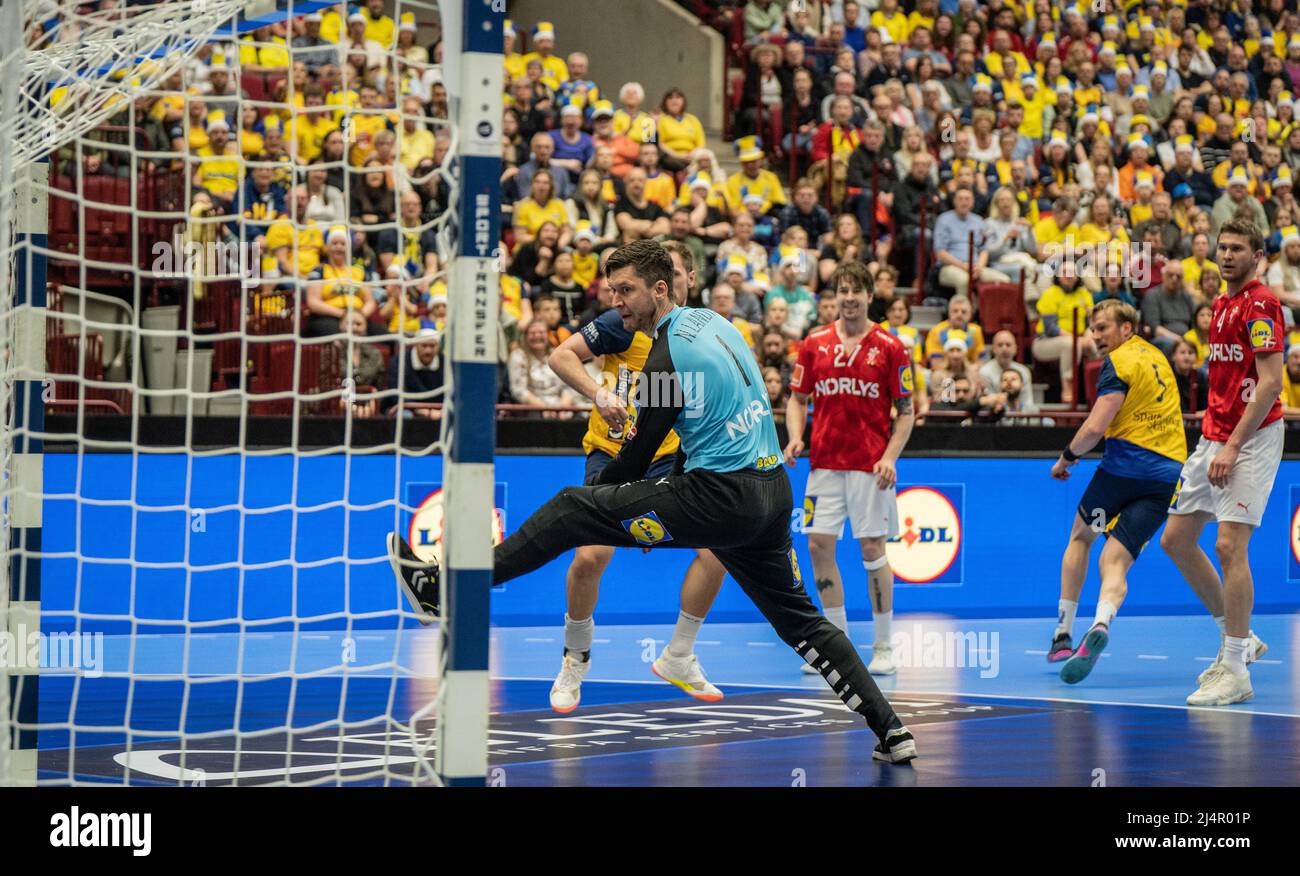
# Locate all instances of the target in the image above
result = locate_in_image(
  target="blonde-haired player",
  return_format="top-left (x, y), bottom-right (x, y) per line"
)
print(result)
top-left (1048, 300), bottom-right (1186, 683)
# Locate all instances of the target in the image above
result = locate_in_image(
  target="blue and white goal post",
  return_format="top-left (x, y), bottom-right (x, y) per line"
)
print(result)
top-left (436, 0), bottom-right (503, 788)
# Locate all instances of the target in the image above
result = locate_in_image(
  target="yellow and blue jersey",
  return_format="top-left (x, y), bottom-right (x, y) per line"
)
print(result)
top-left (578, 310), bottom-right (680, 460)
top-left (1097, 336), bottom-right (1187, 482)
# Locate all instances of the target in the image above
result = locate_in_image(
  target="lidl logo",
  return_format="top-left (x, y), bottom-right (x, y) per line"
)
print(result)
top-left (1248, 318), bottom-right (1275, 350)
top-left (899, 363), bottom-right (914, 396)
top-left (802, 496), bottom-right (816, 528)
top-left (622, 510), bottom-right (673, 546)
top-left (886, 485), bottom-right (964, 585)
top-left (406, 482), bottom-right (507, 566)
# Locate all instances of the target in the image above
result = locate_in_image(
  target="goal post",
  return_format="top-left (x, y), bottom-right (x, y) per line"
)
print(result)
top-left (1, 0), bottom-right (501, 787)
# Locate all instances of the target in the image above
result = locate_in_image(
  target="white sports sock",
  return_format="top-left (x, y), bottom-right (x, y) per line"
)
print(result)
top-left (1223, 635), bottom-right (1249, 676)
top-left (667, 611), bottom-right (704, 657)
top-left (564, 614), bottom-right (594, 658)
top-left (873, 611), bottom-right (893, 648)
top-left (1056, 599), bottom-right (1079, 636)
top-left (1094, 600), bottom-right (1117, 629)
top-left (824, 605), bottom-right (849, 635)
top-left (1213, 616), bottom-right (1227, 637)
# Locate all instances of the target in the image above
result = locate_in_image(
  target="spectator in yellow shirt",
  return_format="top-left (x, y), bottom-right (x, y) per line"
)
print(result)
top-left (306, 226), bottom-right (377, 337)
top-left (1031, 262), bottom-right (1095, 404)
top-left (1183, 304), bottom-right (1212, 366)
top-left (287, 84), bottom-right (336, 163)
top-left (361, 0), bottom-right (395, 48)
top-left (637, 142), bottom-right (678, 211)
top-left (1283, 343), bottom-right (1300, 414)
top-left (522, 22), bottom-right (570, 89)
top-left (723, 136), bottom-right (788, 217)
top-left (871, 0), bottom-right (909, 45)
top-left (192, 116), bottom-right (242, 205)
top-left (612, 82), bottom-right (655, 144)
top-left (513, 169), bottom-right (572, 249)
top-left (656, 88), bottom-right (706, 172)
top-left (398, 96), bottom-right (435, 172)
top-left (504, 20), bottom-right (526, 82)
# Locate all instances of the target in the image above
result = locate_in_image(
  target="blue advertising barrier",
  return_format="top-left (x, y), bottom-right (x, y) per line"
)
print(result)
top-left (42, 453), bottom-right (1300, 632)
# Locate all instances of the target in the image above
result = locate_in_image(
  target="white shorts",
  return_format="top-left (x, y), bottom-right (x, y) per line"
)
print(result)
top-left (803, 469), bottom-right (899, 540)
top-left (1170, 419), bottom-right (1284, 527)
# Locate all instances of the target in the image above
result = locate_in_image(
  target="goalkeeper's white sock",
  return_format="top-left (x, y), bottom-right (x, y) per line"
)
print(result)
top-left (564, 614), bottom-right (594, 660)
top-left (824, 605), bottom-right (849, 636)
top-left (667, 610), bottom-right (704, 658)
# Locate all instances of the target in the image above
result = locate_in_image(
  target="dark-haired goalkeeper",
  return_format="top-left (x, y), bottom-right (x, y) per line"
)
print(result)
top-left (389, 240), bottom-right (917, 764)
top-left (1047, 300), bottom-right (1187, 684)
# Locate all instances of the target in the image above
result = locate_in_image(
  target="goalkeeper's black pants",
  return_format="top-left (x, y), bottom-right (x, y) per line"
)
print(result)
top-left (494, 466), bottom-right (903, 741)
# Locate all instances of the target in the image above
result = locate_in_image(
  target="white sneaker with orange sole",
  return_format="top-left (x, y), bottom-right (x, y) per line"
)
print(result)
top-left (652, 648), bottom-right (723, 701)
top-left (549, 653), bottom-right (591, 713)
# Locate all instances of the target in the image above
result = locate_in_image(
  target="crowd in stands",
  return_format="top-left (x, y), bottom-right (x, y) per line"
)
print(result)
top-left (41, 1), bottom-right (1300, 422)
top-left (646, 0), bottom-right (1300, 421)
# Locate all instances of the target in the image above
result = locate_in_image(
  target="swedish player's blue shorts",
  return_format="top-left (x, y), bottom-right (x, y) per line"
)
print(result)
top-left (1077, 467), bottom-right (1180, 559)
top-left (583, 450), bottom-right (676, 486)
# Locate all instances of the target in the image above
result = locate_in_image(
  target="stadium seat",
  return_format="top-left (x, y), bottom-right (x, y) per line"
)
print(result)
top-left (1082, 356), bottom-right (1103, 407)
top-left (974, 281), bottom-right (1029, 361)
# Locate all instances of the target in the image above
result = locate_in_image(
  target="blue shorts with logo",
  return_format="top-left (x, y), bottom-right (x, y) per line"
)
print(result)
top-left (584, 450), bottom-right (677, 486)
top-left (1077, 467), bottom-right (1179, 558)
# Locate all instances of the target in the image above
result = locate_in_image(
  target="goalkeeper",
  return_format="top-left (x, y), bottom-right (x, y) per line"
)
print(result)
top-left (389, 240), bottom-right (917, 764)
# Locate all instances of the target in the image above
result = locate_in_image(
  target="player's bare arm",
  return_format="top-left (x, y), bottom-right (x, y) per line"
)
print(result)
top-left (1051, 391), bottom-right (1124, 480)
top-left (783, 390), bottom-right (810, 465)
top-left (874, 396), bottom-right (915, 490)
top-left (549, 331), bottom-right (626, 430)
top-left (1210, 350), bottom-right (1283, 488)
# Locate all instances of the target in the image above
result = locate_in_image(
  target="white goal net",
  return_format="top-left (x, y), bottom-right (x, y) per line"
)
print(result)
top-left (1, 0), bottom-right (501, 787)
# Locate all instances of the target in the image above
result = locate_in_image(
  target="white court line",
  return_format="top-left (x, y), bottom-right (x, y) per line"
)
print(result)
top-left (524, 637), bottom-right (555, 643)
top-left (592, 639), bottom-right (611, 644)
top-left (357, 635), bottom-right (384, 641)
top-left (486, 676), bottom-right (1300, 720)
top-left (1137, 655), bottom-right (1168, 660)
top-left (1024, 650), bottom-right (1047, 655)
top-left (1257, 659), bottom-right (1283, 665)
top-left (696, 640), bottom-right (721, 646)
top-left (301, 635), bottom-right (330, 641)
top-left (746, 642), bottom-right (777, 647)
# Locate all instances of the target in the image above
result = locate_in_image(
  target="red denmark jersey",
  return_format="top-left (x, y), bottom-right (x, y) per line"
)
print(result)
top-left (1203, 279), bottom-right (1284, 442)
top-left (790, 321), bottom-right (913, 471)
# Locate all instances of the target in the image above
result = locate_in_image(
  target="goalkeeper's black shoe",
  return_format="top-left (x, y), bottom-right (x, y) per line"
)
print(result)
top-left (387, 532), bottom-right (441, 624)
top-left (872, 727), bottom-right (918, 765)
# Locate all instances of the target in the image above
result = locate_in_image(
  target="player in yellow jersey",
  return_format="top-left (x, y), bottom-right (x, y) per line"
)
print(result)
top-left (1046, 301), bottom-right (1188, 684)
top-left (543, 242), bottom-right (728, 712)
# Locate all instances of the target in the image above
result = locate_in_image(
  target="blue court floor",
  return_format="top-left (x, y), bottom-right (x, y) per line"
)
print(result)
top-left (35, 613), bottom-right (1300, 786)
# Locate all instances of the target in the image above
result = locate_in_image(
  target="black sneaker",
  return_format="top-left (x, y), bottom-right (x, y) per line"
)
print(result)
top-left (1047, 631), bottom-right (1074, 663)
top-left (872, 727), bottom-right (918, 764)
top-left (387, 532), bottom-right (441, 624)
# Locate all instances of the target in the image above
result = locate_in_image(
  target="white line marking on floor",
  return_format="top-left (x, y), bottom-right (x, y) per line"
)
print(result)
top-left (1195, 656), bottom-right (1216, 662)
top-left (302, 635), bottom-right (330, 641)
top-left (1024, 650), bottom-right (1047, 655)
top-left (1256, 659), bottom-right (1282, 665)
top-left (487, 677), bottom-right (1300, 719)
top-left (1137, 655), bottom-right (1168, 660)
top-left (592, 639), bottom-right (611, 644)
top-left (524, 637), bottom-right (555, 643)
top-left (357, 635), bottom-right (383, 641)
top-left (696, 640), bottom-right (721, 646)
top-left (746, 642), bottom-right (776, 647)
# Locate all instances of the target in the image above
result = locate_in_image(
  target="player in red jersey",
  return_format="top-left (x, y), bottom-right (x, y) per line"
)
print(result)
top-left (783, 261), bottom-right (916, 675)
top-left (1161, 218), bottom-right (1282, 706)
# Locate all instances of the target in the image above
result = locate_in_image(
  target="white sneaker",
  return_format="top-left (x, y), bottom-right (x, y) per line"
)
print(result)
top-left (1197, 631), bottom-right (1269, 686)
top-left (868, 643), bottom-right (896, 676)
top-left (652, 648), bottom-right (723, 701)
top-left (549, 653), bottom-right (591, 713)
top-left (1187, 666), bottom-right (1253, 706)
